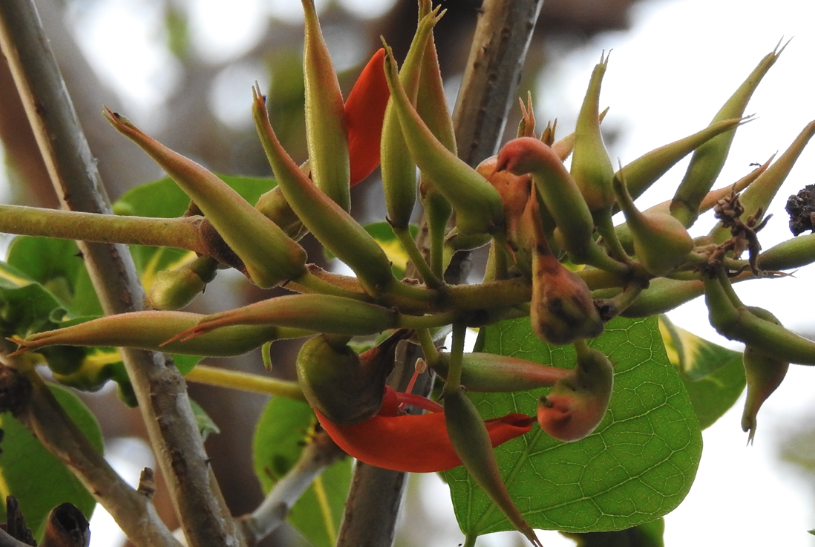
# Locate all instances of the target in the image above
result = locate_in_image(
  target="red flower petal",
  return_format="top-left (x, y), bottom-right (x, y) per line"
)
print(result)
top-left (315, 388), bottom-right (534, 473)
top-left (345, 49), bottom-right (389, 186)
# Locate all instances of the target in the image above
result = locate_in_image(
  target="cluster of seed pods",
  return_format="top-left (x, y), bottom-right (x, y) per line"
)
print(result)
top-left (9, 2), bottom-right (815, 544)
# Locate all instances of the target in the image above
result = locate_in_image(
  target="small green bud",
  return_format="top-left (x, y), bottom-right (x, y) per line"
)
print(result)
top-left (433, 352), bottom-right (570, 392)
top-left (148, 256), bottom-right (218, 311)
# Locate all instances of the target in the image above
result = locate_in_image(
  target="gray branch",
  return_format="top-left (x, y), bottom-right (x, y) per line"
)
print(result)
top-left (0, 2), bottom-right (243, 547)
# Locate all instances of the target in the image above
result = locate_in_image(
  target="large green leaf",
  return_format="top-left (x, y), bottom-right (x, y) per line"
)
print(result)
top-left (253, 397), bottom-right (351, 547)
top-left (658, 315), bottom-right (745, 430)
top-left (445, 316), bottom-right (702, 537)
top-left (0, 384), bottom-right (103, 539)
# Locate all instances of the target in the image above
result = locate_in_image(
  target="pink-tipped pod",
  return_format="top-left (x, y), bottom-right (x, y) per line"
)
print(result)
top-left (103, 110), bottom-right (307, 289)
top-left (537, 343), bottom-right (614, 442)
top-left (9, 311), bottom-right (312, 357)
top-left (432, 352), bottom-right (571, 392)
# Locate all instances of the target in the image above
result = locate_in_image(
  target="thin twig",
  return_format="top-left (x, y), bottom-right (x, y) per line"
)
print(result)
top-left (237, 431), bottom-right (345, 546)
top-left (0, 3), bottom-right (243, 547)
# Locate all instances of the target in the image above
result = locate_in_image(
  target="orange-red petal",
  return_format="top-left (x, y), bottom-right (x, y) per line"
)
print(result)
top-left (315, 402), bottom-right (533, 473)
top-left (345, 49), bottom-right (390, 186)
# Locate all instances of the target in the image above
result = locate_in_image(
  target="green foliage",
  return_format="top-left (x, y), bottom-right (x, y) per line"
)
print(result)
top-left (253, 397), bottom-right (351, 547)
top-left (0, 385), bottom-right (102, 539)
top-left (445, 316), bottom-right (702, 537)
top-left (658, 315), bottom-right (746, 430)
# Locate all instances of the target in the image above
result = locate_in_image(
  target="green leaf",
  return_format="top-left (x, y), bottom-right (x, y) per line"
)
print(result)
top-left (253, 397), bottom-right (351, 547)
top-left (0, 384), bottom-right (103, 539)
top-left (445, 316), bottom-right (702, 537)
top-left (561, 517), bottom-right (665, 546)
top-left (323, 222), bottom-right (418, 279)
top-left (658, 315), bottom-right (745, 429)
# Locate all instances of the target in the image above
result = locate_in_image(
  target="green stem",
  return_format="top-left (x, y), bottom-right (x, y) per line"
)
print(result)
top-left (416, 328), bottom-right (440, 365)
top-left (443, 322), bottom-right (466, 396)
top-left (0, 204), bottom-right (207, 254)
top-left (393, 225), bottom-right (443, 288)
top-left (595, 209), bottom-right (631, 264)
top-left (186, 365), bottom-right (305, 400)
top-left (463, 533), bottom-right (477, 547)
top-left (398, 311), bottom-right (458, 330)
top-left (716, 266), bottom-right (744, 307)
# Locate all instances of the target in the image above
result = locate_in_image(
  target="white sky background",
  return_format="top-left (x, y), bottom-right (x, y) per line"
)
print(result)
top-left (3, 0), bottom-right (815, 545)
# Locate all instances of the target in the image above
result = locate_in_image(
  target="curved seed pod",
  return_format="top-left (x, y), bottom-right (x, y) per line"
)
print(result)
top-left (618, 117), bottom-right (745, 205)
top-left (382, 43), bottom-right (505, 236)
top-left (381, 6), bottom-right (442, 230)
top-left (444, 389), bottom-right (542, 546)
top-left (252, 87), bottom-right (396, 295)
top-left (315, 386), bottom-right (534, 473)
top-left (432, 352), bottom-right (570, 392)
top-left (148, 256), bottom-right (218, 311)
top-left (163, 294), bottom-right (399, 344)
top-left (709, 120), bottom-right (815, 243)
top-left (302, 0), bottom-right (350, 210)
top-left (527, 192), bottom-right (604, 345)
top-left (103, 109), bottom-right (308, 289)
top-left (571, 52), bottom-right (614, 214)
top-left (741, 307), bottom-right (789, 444)
top-left (296, 331), bottom-right (407, 424)
top-left (537, 344), bottom-right (614, 442)
top-left (9, 311), bottom-right (312, 357)
top-left (613, 170), bottom-right (693, 276)
top-left (703, 272), bottom-right (815, 364)
top-left (671, 41), bottom-right (787, 226)
top-left (759, 232), bottom-right (815, 271)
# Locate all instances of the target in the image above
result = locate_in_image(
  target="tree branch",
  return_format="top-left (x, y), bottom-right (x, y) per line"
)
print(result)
top-left (0, 348), bottom-right (179, 547)
top-left (0, 2), bottom-right (243, 547)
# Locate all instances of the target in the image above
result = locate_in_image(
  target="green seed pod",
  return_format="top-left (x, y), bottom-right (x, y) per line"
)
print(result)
top-left (10, 311), bottom-right (312, 357)
top-left (103, 109), bottom-right (308, 289)
top-left (432, 352), bottom-right (570, 392)
top-left (255, 185), bottom-right (304, 238)
top-left (620, 278), bottom-right (704, 318)
top-left (709, 120), bottom-right (815, 243)
top-left (297, 332), bottom-right (406, 425)
top-left (252, 88), bottom-right (396, 295)
top-left (613, 171), bottom-right (694, 276)
top-left (381, 6), bottom-right (442, 230)
top-left (618, 117), bottom-right (745, 205)
top-left (571, 52), bottom-right (615, 214)
top-left (703, 271), bottom-right (815, 364)
top-left (302, 0), bottom-right (350, 211)
top-left (444, 389), bottom-right (541, 546)
top-left (382, 42), bottom-right (505, 237)
top-left (671, 42), bottom-right (786, 226)
top-left (552, 107), bottom-right (608, 162)
top-left (168, 294), bottom-right (399, 342)
top-left (740, 307), bottom-right (789, 444)
top-left (148, 256), bottom-right (218, 311)
top-left (537, 344), bottom-right (614, 442)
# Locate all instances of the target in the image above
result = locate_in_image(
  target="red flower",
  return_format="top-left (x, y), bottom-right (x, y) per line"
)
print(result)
top-left (315, 386), bottom-right (534, 473)
top-left (344, 49), bottom-right (389, 186)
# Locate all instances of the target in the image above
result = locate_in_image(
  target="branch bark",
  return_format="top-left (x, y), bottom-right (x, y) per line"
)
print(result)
top-left (0, 3), bottom-right (243, 547)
